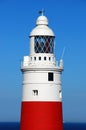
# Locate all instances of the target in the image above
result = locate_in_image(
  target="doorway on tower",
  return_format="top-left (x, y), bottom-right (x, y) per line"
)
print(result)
top-left (32, 90), bottom-right (38, 96)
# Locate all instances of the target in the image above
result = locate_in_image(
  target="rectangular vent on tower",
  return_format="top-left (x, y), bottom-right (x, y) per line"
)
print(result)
top-left (33, 90), bottom-right (38, 96)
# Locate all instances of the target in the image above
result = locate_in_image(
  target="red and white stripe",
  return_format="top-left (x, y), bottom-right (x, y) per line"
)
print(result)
top-left (20, 70), bottom-right (63, 130)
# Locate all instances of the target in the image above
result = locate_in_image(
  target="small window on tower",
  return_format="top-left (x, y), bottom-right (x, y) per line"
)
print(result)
top-left (33, 90), bottom-right (38, 96)
top-left (44, 57), bottom-right (46, 60)
top-left (34, 57), bottom-right (36, 60)
top-left (49, 57), bottom-right (51, 61)
top-left (59, 90), bottom-right (62, 98)
top-left (39, 57), bottom-right (41, 60)
top-left (48, 72), bottom-right (54, 81)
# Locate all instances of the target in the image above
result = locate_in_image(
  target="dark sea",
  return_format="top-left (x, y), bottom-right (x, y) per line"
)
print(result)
top-left (0, 122), bottom-right (86, 130)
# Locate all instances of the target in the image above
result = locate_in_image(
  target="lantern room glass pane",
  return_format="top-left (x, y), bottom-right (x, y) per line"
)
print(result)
top-left (34, 36), bottom-right (54, 53)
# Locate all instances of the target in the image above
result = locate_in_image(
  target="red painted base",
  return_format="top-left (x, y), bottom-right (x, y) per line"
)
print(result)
top-left (20, 102), bottom-right (63, 130)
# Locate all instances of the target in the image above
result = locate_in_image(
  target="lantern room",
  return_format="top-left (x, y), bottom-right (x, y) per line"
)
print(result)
top-left (29, 15), bottom-right (55, 55)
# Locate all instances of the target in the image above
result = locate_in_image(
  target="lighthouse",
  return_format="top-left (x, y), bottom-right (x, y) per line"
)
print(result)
top-left (20, 12), bottom-right (63, 130)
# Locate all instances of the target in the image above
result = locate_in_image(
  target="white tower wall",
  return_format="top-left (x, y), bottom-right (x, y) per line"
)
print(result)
top-left (22, 70), bottom-right (62, 101)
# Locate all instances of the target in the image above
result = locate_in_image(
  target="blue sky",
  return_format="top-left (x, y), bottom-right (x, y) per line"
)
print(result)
top-left (0, 0), bottom-right (86, 122)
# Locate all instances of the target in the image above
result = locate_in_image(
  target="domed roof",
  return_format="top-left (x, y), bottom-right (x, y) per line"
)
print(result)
top-left (30, 15), bottom-right (55, 37)
top-left (36, 15), bottom-right (48, 25)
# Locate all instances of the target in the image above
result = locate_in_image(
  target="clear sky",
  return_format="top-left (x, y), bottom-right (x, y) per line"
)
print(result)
top-left (0, 0), bottom-right (86, 122)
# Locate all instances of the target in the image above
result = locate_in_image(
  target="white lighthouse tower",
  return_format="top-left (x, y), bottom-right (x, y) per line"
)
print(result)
top-left (20, 12), bottom-right (63, 130)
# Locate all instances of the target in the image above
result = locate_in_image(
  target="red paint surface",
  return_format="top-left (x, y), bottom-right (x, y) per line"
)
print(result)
top-left (20, 102), bottom-right (63, 130)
